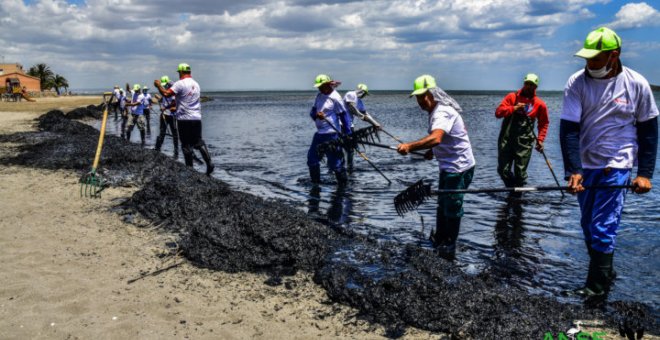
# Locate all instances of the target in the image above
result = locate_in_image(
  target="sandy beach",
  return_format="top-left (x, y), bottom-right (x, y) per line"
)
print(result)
top-left (0, 97), bottom-right (432, 339)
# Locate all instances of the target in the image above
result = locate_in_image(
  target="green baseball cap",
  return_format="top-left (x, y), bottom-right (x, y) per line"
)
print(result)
top-left (133, 84), bottom-right (141, 91)
top-left (314, 74), bottom-right (332, 88)
top-left (410, 74), bottom-right (437, 97)
top-left (524, 73), bottom-right (539, 86)
top-left (177, 63), bottom-right (191, 72)
top-left (357, 83), bottom-right (369, 95)
top-left (161, 75), bottom-right (170, 83)
top-left (575, 27), bottom-right (621, 59)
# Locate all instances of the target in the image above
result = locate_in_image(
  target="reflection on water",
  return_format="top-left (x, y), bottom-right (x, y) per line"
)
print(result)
top-left (97, 90), bottom-right (660, 314)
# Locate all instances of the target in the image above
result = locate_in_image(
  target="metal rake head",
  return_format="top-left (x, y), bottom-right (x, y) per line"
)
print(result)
top-left (394, 179), bottom-right (432, 216)
top-left (316, 126), bottom-right (381, 155)
top-left (80, 170), bottom-right (104, 198)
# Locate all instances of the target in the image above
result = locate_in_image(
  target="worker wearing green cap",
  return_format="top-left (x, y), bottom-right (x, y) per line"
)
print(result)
top-left (495, 73), bottom-right (549, 191)
top-left (154, 63), bottom-right (215, 175)
top-left (561, 27), bottom-right (658, 302)
top-left (397, 74), bottom-right (476, 260)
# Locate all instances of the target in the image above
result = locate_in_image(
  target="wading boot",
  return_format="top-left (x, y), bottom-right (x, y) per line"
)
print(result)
top-left (198, 144), bottom-right (214, 176)
top-left (309, 165), bottom-right (321, 184)
top-left (155, 135), bottom-right (164, 152)
top-left (140, 130), bottom-right (146, 147)
top-left (335, 170), bottom-right (348, 187)
top-left (571, 251), bottom-right (614, 304)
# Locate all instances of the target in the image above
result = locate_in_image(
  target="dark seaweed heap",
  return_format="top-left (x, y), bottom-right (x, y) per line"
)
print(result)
top-left (0, 109), bottom-right (655, 339)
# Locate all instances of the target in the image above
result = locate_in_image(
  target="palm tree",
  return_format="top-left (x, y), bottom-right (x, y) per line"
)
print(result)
top-left (53, 74), bottom-right (69, 95)
top-left (27, 63), bottom-right (54, 91)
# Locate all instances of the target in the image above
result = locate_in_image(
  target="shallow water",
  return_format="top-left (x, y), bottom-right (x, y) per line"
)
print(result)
top-left (101, 90), bottom-right (660, 314)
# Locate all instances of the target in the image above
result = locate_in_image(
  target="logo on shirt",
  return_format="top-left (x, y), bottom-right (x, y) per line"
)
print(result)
top-left (613, 97), bottom-right (628, 105)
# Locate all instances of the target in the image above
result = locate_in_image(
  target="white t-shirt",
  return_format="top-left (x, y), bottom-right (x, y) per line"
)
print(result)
top-left (343, 91), bottom-right (366, 112)
top-left (131, 92), bottom-right (145, 115)
top-left (561, 66), bottom-right (659, 169)
top-left (160, 95), bottom-right (175, 116)
top-left (428, 104), bottom-right (475, 173)
top-left (171, 77), bottom-right (202, 121)
top-left (312, 90), bottom-right (347, 134)
top-left (113, 88), bottom-right (121, 101)
top-left (142, 93), bottom-right (152, 110)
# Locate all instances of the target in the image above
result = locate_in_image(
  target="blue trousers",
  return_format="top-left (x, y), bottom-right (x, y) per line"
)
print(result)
top-left (307, 133), bottom-right (345, 172)
top-left (577, 168), bottom-right (631, 253)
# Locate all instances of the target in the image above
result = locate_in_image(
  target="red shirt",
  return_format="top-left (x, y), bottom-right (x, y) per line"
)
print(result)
top-left (495, 89), bottom-right (549, 142)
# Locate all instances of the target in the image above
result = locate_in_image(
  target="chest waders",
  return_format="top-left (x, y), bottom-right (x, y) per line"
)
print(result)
top-left (497, 99), bottom-right (535, 187)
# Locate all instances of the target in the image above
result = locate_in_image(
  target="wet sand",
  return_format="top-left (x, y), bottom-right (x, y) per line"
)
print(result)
top-left (0, 96), bottom-right (430, 339)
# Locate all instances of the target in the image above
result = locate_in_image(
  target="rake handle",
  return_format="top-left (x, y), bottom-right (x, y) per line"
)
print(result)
top-left (359, 141), bottom-right (426, 157)
top-left (431, 184), bottom-right (635, 195)
top-left (92, 94), bottom-right (111, 171)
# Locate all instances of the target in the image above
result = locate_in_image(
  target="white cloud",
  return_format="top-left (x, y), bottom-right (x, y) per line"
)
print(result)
top-left (605, 2), bottom-right (660, 29)
top-left (0, 0), bottom-right (651, 90)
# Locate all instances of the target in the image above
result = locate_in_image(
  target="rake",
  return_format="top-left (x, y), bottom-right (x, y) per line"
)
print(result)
top-left (317, 126), bottom-right (426, 157)
top-left (321, 120), bottom-right (392, 184)
top-left (393, 179), bottom-right (636, 216)
top-left (80, 92), bottom-right (112, 198)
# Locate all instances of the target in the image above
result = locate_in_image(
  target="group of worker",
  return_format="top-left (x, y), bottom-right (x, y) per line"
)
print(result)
top-left (109, 64), bottom-right (214, 175)
top-left (307, 27), bottom-right (658, 304)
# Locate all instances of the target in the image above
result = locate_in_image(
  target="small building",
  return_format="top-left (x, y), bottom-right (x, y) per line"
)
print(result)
top-left (0, 63), bottom-right (41, 92)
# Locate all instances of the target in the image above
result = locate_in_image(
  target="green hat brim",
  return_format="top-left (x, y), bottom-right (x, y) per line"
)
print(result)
top-left (314, 81), bottom-right (330, 88)
top-left (409, 88), bottom-right (429, 97)
top-left (575, 48), bottom-right (602, 59)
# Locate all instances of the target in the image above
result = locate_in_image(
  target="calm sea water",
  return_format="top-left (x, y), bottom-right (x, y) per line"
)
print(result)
top-left (101, 90), bottom-right (659, 313)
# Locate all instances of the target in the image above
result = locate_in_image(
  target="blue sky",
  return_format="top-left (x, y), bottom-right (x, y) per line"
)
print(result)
top-left (1, 0), bottom-right (659, 91)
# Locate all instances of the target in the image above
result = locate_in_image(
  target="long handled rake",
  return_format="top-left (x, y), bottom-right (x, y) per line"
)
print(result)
top-left (318, 126), bottom-right (426, 157)
top-left (322, 118), bottom-right (391, 184)
top-left (80, 92), bottom-right (112, 198)
top-left (393, 179), bottom-right (636, 216)
top-left (523, 114), bottom-right (565, 198)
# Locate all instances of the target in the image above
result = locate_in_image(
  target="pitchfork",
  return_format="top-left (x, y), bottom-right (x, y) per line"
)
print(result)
top-left (80, 92), bottom-right (112, 198)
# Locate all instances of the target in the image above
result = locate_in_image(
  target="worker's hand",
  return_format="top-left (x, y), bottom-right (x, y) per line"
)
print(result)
top-left (424, 149), bottom-right (434, 160)
top-left (513, 103), bottom-right (526, 114)
top-left (154, 79), bottom-right (161, 87)
top-left (567, 173), bottom-right (584, 194)
top-left (535, 140), bottom-right (544, 152)
top-left (632, 176), bottom-right (652, 194)
top-left (316, 111), bottom-right (326, 120)
top-left (397, 143), bottom-right (410, 155)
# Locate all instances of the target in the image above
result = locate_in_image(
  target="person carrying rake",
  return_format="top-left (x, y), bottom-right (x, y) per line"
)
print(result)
top-left (397, 74), bottom-right (476, 260)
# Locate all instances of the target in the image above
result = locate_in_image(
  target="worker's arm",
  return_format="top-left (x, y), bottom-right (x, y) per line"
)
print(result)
top-left (397, 129), bottom-right (444, 155)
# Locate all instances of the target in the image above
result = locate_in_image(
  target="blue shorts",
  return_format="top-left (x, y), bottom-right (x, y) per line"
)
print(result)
top-left (307, 133), bottom-right (345, 172)
top-left (577, 168), bottom-right (631, 253)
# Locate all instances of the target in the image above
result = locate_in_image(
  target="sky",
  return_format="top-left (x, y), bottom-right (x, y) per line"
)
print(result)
top-left (1, 0), bottom-right (659, 91)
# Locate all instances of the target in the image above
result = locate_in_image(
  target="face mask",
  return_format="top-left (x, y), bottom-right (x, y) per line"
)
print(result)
top-left (587, 54), bottom-right (612, 78)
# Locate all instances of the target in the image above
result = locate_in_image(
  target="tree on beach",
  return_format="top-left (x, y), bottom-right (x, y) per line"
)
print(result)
top-left (53, 74), bottom-right (69, 95)
top-left (27, 63), bottom-right (54, 91)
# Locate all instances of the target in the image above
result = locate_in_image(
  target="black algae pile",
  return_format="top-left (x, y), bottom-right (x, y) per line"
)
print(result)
top-left (0, 108), bottom-right (655, 339)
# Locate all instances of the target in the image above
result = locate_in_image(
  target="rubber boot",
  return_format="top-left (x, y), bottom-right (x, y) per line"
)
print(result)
top-left (155, 135), bottom-right (164, 151)
top-left (436, 217), bottom-right (460, 261)
top-left (140, 130), bottom-right (146, 147)
top-left (309, 165), bottom-right (321, 184)
top-left (572, 251), bottom-right (614, 303)
top-left (335, 170), bottom-right (348, 186)
top-left (430, 208), bottom-right (446, 246)
top-left (173, 136), bottom-right (179, 159)
top-left (125, 125), bottom-right (133, 141)
top-left (198, 144), bottom-right (214, 176)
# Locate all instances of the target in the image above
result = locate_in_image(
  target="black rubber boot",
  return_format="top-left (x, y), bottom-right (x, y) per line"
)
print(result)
top-left (155, 135), bottom-right (164, 151)
top-left (572, 251), bottom-right (614, 303)
top-left (140, 130), bottom-right (146, 147)
top-left (430, 207), bottom-right (446, 246)
top-left (309, 165), bottom-right (321, 184)
top-left (335, 170), bottom-right (348, 186)
top-left (125, 126), bottom-right (133, 141)
top-left (198, 144), bottom-right (214, 176)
